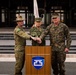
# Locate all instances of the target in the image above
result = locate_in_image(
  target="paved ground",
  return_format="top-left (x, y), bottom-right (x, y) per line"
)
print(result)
top-left (0, 62), bottom-right (76, 75)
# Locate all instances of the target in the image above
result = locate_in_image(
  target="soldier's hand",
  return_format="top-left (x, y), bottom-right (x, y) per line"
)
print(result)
top-left (31, 36), bottom-right (37, 41)
top-left (65, 48), bottom-right (69, 53)
top-left (36, 38), bottom-right (42, 44)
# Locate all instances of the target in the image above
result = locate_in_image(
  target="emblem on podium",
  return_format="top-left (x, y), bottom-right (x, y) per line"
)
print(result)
top-left (32, 56), bottom-right (45, 70)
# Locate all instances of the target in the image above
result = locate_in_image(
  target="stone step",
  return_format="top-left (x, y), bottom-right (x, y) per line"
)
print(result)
top-left (0, 33), bottom-right (76, 40)
top-left (0, 45), bottom-right (76, 54)
top-left (0, 54), bottom-right (76, 62)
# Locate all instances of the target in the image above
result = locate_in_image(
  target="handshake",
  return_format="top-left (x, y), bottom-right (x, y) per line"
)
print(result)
top-left (31, 36), bottom-right (42, 44)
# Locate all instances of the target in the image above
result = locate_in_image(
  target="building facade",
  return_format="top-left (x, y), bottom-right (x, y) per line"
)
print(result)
top-left (0, 0), bottom-right (76, 28)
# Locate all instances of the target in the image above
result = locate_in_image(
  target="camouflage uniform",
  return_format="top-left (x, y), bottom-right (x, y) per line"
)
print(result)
top-left (30, 26), bottom-right (45, 46)
top-left (14, 26), bottom-right (31, 75)
top-left (40, 23), bottom-right (72, 75)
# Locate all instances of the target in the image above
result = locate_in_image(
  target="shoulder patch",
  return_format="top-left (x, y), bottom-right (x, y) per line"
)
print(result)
top-left (16, 28), bottom-right (21, 32)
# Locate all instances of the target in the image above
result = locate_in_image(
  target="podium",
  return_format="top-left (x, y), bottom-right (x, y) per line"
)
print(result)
top-left (25, 46), bottom-right (51, 75)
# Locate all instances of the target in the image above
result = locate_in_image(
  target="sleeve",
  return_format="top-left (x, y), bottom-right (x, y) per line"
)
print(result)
top-left (40, 25), bottom-right (51, 40)
top-left (15, 28), bottom-right (31, 39)
top-left (64, 25), bottom-right (72, 49)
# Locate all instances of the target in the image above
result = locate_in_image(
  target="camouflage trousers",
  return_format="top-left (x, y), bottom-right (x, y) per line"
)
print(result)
top-left (14, 51), bottom-right (25, 75)
top-left (51, 51), bottom-right (66, 75)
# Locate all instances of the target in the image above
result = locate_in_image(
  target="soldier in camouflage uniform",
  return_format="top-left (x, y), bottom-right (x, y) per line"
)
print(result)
top-left (30, 17), bottom-right (45, 46)
top-left (37, 13), bottom-right (72, 75)
top-left (14, 15), bottom-right (36, 75)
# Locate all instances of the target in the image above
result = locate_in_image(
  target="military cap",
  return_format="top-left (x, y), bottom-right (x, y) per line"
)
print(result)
top-left (35, 17), bottom-right (42, 22)
top-left (15, 16), bottom-right (24, 22)
top-left (51, 13), bottom-right (59, 19)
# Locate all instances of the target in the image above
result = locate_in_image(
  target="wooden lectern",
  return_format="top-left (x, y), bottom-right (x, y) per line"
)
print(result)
top-left (25, 46), bottom-right (51, 75)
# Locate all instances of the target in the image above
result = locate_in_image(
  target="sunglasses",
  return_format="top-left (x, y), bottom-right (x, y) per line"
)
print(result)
top-left (52, 17), bottom-right (57, 19)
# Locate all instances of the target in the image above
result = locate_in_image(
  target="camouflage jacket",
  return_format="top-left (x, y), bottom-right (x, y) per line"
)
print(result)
top-left (30, 26), bottom-right (45, 46)
top-left (14, 26), bottom-right (31, 51)
top-left (40, 23), bottom-right (72, 51)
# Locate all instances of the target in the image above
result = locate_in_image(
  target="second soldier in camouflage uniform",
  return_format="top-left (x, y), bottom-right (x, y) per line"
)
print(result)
top-left (37, 13), bottom-right (72, 75)
top-left (14, 15), bottom-right (36, 75)
top-left (30, 17), bottom-right (45, 46)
